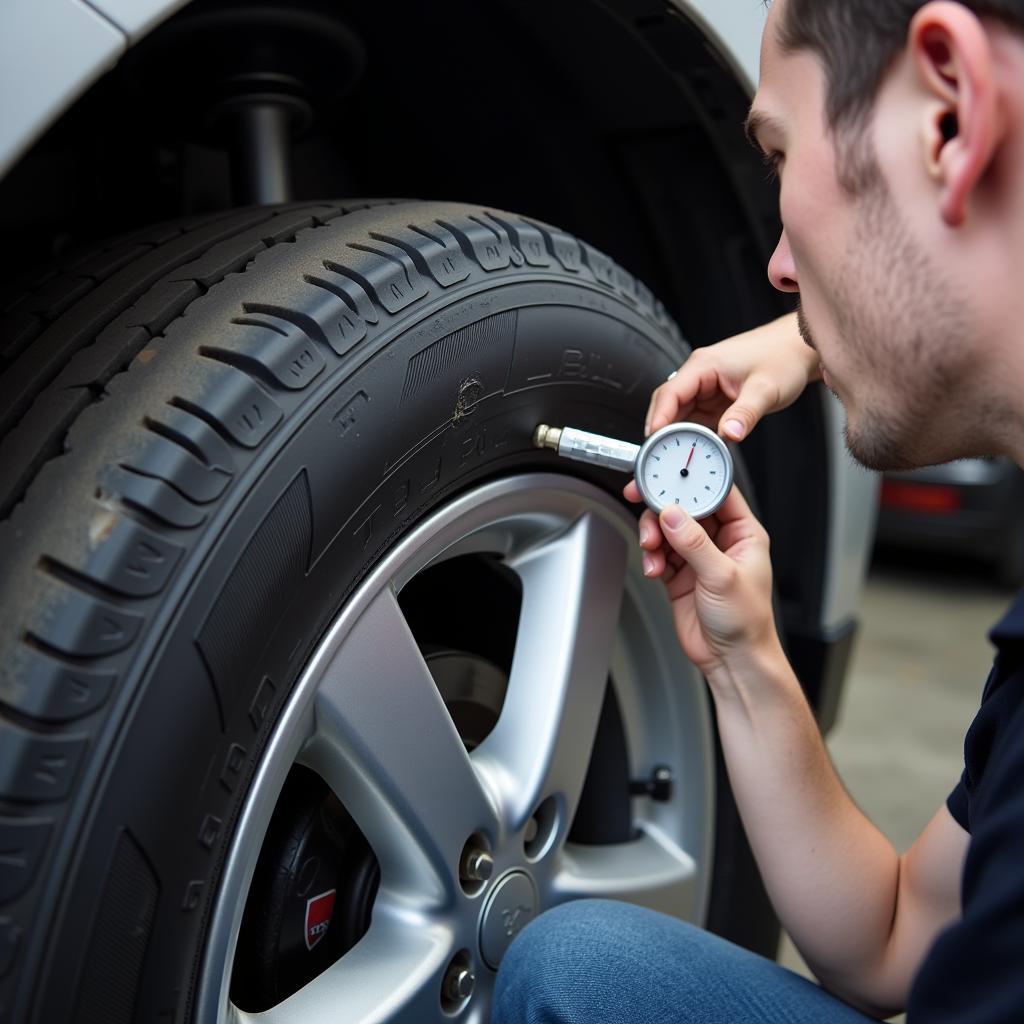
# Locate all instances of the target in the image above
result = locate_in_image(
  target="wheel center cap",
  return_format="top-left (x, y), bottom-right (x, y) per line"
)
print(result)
top-left (479, 870), bottom-right (538, 969)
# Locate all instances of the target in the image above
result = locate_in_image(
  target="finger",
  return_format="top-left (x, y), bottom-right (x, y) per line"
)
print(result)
top-left (658, 504), bottom-right (733, 586)
top-left (623, 479), bottom-right (643, 503)
top-left (638, 509), bottom-right (668, 578)
top-left (718, 374), bottom-right (780, 441)
top-left (651, 366), bottom-right (725, 436)
top-left (647, 382), bottom-right (687, 437)
top-left (642, 545), bottom-right (668, 579)
top-left (638, 509), bottom-right (662, 550)
top-left (646, 366), bottom-right (708, 436)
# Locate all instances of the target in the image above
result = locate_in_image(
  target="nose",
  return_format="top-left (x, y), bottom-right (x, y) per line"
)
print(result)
top-left (768, 230), bottom-right (799, 293)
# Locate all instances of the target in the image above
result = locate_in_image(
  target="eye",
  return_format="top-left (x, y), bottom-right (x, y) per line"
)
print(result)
top-left (761, 150), bottom-right (783, 182)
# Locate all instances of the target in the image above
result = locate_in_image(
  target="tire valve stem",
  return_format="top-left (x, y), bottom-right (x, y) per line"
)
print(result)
top-left (533, 424), bottom-right (563, 451)
top-left (533, 423), bottom-right (641, 474)
top-left (444, 967), bottom-right (475, 1002)
top-left (629, 764), bottom-right (674, 802)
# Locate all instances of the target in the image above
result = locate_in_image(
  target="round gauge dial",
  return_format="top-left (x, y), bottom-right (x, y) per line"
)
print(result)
top-left (636, 423), bottom-right (734, 519)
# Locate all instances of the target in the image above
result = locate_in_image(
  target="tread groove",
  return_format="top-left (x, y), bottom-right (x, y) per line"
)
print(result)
top-left (368, 231), bottom-right (433, 278)
top-left (239, 303), bottom-right (329, 347)
top-left (408, 224), bottom-right (445, 247)
top-left (21, 631), bottom-right (107, 669)
top-left (301, 273), bottom-right (361, 317)
top-left (229, 316), bottom-right (289, 337)
top-left (320, 260), bottom-right (383, 313)
top-left (116, 459), bottom-right (214, 507)
top-left (466, 214), bottom-right (502, 241)
top-left (0, 690), bottom-right (65, 733)
top-left (37, 556), bottom-right (127, 606)
top-left (141, 417), bottom-right (213, 468)
top-left (197, 346), bottom-right (288, 395)
top-left (168, 395), bottom-right (245, 451)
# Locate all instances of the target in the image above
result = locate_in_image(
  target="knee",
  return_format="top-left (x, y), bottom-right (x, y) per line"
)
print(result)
top-left (493, 899), bottom-right (706, 1023)
top-left (492, 900), bottom-right (619, 1023)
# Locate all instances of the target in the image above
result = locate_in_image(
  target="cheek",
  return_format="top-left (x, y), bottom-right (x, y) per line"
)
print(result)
top-left (781, 164), bottom-right (853, 300)
top-left (780, 159), bottom-right (836, 253)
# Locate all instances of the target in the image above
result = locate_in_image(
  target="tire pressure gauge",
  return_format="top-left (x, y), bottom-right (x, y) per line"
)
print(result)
top-left (533, 422), bottom-right (734, 519)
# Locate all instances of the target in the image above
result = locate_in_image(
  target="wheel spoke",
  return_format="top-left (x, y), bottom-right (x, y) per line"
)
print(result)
top-left (237, 917), bottom-right (455, 1024)
top-left (549, 825), bottom-right (701, 919)
top-left (475, 512), bottom-right (628, 829)
top-left (300, 585), bottom-right (499, 905)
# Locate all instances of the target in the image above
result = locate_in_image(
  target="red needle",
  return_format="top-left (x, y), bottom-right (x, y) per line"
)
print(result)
top-left (685, 443), bottom-right (696, 470)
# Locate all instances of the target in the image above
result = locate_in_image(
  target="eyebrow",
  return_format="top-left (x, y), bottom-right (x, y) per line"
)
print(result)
top-left (743, 109), bottom-right (785, 151)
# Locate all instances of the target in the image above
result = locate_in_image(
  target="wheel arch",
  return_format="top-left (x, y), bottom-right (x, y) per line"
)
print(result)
top-left (0, 0), bottom-right (870, 725)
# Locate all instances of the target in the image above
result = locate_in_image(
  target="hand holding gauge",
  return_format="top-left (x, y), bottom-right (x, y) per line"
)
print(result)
top-left (533, 421), bottom-right (734, 519)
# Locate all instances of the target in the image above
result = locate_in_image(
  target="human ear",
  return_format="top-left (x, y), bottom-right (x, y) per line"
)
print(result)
top-left (909, 1), bottom-right (1002, 227)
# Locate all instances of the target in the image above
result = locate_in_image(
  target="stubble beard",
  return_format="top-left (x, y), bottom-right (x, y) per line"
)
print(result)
top-left (816, 177), bottom-right (968, 472)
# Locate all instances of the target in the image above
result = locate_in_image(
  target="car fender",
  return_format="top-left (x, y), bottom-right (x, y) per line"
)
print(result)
top-left (0, 0), bottom-right (189, 182)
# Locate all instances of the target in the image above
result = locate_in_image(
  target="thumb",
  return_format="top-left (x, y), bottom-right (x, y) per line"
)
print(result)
top-left (719, 375), bottom-right (779, 441)
top-left (659, 505), bottom-right (732, 585)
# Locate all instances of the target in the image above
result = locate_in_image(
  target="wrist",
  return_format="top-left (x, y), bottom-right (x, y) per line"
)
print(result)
top-left (703, 635), bottom-right (798, 705)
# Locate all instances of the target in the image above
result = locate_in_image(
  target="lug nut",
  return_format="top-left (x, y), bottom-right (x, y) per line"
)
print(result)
top-left (460, 849), bottom-right (494, 883)
top-left (524, 817), bottom-right (539, 844)
top-left (444, 966), bottom-right (475, 1001)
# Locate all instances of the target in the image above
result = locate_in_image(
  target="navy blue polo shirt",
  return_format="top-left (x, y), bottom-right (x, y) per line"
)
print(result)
top-left (908, 591), bottom-right (1024, 1021)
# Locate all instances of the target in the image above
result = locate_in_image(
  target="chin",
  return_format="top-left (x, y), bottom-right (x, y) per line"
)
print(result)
top-left (844, 419), bottom-right (942, 473)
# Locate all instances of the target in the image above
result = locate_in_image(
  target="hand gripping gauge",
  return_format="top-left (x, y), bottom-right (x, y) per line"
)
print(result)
top-left (533, 422), bottom-right (734, 519)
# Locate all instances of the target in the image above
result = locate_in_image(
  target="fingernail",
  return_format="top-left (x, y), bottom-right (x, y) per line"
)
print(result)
top-left (662, 506), bottom-right (685, 531)
top-left (640, 526), bottom-right (650, 545)
top-left (644, 421), bottom-right (651, 438)
top-left (724, 419), bottom-right (744, 440)
top-left (643, 555), bottom-right (656, 576)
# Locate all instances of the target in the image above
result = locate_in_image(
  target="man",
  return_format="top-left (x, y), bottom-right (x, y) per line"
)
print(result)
top-left (492, 1), bottom-right (1024, 1020)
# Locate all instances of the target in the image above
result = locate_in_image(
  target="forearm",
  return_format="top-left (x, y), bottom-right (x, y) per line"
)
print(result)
top-left (707, 644), bottom-right (905, 1014)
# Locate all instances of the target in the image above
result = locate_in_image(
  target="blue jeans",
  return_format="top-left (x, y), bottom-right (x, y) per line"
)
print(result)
top-left (493, 900), bottom-right (880, 1024)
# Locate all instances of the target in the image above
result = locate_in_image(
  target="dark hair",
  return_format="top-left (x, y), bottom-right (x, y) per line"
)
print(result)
top-left (778, 0), bottom-right (1024, 131)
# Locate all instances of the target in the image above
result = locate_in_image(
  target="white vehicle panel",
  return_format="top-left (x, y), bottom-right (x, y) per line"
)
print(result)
top-left (90, 0), bottom-right (191, 42)
top-left (0, 0), bottom-right (125, 182)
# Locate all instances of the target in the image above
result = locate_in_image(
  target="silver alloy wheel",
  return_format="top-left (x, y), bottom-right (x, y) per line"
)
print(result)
top-left (199, 473), bottom-right (714, 1024)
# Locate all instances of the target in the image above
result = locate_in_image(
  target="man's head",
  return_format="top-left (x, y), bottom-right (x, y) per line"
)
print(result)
top-left (751, 0), bottom-right (1024, 469)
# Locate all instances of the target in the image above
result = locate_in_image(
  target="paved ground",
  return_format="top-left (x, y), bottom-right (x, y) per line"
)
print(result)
top-left (775, 545), bottom-right (1014, 1020)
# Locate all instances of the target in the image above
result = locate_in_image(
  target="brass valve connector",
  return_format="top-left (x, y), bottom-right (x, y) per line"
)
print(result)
top-left (533, 424), bottom-right (563, 451)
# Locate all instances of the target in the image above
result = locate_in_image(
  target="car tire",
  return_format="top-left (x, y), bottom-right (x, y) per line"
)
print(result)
top-left (0, 199), bottom-right (777, 1023)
